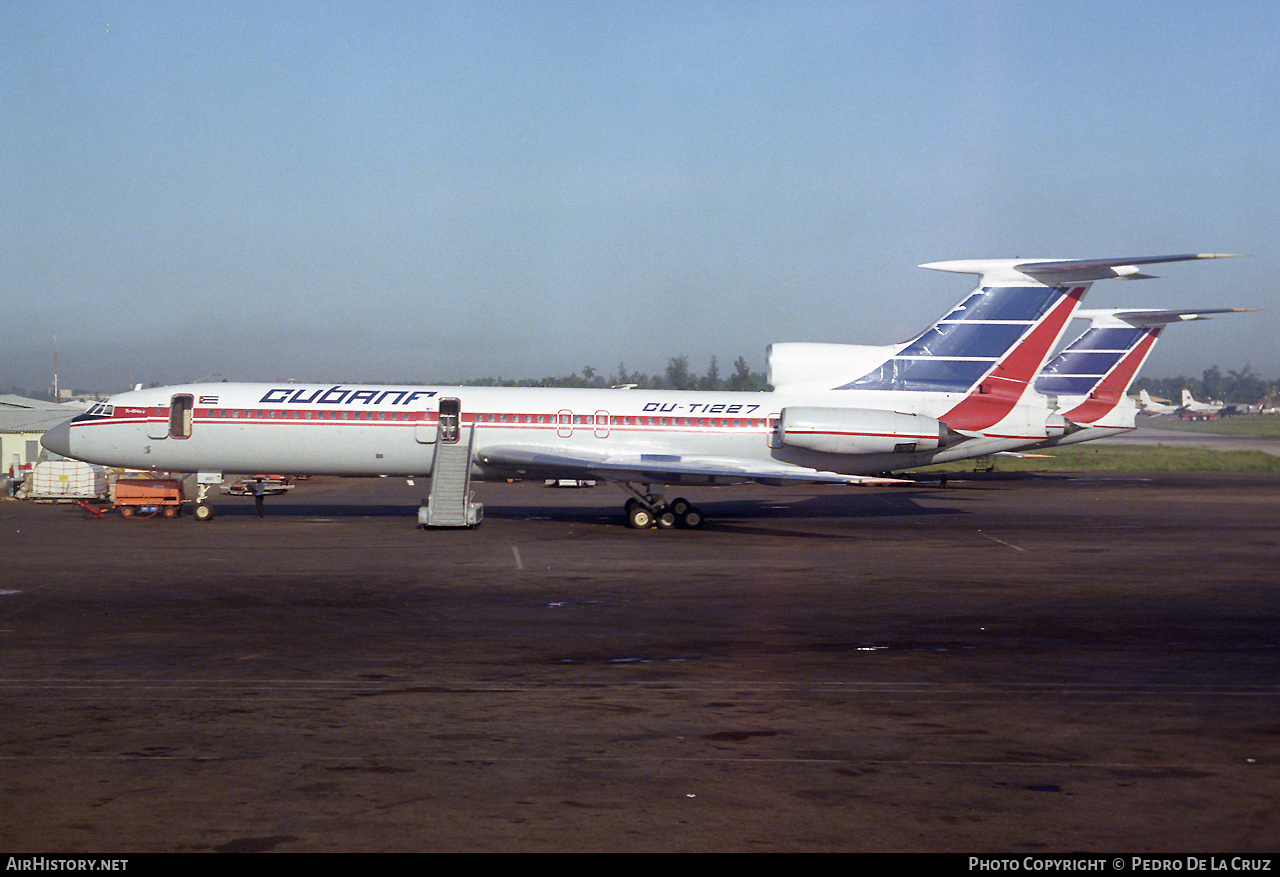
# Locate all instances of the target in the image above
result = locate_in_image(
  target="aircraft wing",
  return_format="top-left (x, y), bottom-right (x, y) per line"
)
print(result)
top-left (474, 445), bottom-right (907, 486)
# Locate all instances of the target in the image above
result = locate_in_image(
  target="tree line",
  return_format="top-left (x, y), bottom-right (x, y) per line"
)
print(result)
top-left (1133, 365), bottom-right (1277, 406)
top-left (454, 355), bottom-right (770, 392)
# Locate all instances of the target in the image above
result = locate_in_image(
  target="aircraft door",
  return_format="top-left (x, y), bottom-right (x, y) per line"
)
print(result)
top-left (766, 412), bottom-right (783, 449)
top-left (147, 412), bottom-right (168, 440)
top-left (148, 394), bottom-right (193, 440)
top-left (416, 398), bottom-right (437, 444)
top-left (169, 394), bottom-right (193, 438)
top-left (438, 397), bottom-right (461, 444)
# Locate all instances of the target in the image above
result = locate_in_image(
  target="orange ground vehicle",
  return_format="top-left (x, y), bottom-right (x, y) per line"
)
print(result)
top-left (112, 478), bottom-right (185, 518)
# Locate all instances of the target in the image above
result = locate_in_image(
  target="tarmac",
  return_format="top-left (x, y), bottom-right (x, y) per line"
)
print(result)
top-left (2, 469), bottom-right (1278, 853)
top-left (1107, 424), bottom-right (1280, 456)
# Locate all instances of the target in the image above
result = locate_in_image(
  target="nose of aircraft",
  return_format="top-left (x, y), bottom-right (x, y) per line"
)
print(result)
top-left (41, 419), bottom-right (73, 458)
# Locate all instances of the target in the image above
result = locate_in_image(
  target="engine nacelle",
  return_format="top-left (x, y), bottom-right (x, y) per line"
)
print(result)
top-left (779, 407), bottom-right (947, 455)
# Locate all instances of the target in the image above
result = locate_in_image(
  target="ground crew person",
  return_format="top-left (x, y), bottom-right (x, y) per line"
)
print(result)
top-left (250, 477), bottom-right (266, 517)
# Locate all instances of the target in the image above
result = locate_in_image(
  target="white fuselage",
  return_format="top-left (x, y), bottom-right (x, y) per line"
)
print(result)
top-left (48, 381), bottom-right (1071, 482)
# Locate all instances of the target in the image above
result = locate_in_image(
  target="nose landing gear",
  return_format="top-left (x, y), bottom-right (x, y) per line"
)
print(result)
top-left (193, 471), bottom-right (223, 522)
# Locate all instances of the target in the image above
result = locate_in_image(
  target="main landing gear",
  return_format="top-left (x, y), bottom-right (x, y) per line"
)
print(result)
top-left (620, 483), bottom-right (705, 530)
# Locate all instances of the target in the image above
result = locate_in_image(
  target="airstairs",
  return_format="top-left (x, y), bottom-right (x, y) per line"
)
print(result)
top-left (421, 422), bottom-right (483, 528)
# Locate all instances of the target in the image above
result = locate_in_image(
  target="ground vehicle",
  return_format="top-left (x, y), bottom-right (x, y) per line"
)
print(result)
top-left (112, 478), bottom-right (185, 517)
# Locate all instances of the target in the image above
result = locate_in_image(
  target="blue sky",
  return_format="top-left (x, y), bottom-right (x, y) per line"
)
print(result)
top-left (3, 1), bottom-right (1277, 393)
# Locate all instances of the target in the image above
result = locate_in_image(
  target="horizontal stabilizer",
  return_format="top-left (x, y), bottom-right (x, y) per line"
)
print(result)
top-left (1072, 307), bottom-right (1257, 327)
top-left (921, 253), bottom-right (1239, 285)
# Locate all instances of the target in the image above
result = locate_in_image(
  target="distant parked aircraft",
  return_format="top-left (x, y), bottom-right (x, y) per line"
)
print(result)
top-left (1138, 390), bottom-right (1179, 415)
top-left (1180, 389), bottom-right (1224, 416)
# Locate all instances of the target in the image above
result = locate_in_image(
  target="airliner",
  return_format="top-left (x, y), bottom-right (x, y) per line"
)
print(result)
top-left (1179, 388), bottom-right (1225, 416)
top-left (1139, 387), bottom-right (1229, 417)
top-left (1138, 389), bottom-right (1180, 415)
top-left (42, 253), bottom-right (1243, 529)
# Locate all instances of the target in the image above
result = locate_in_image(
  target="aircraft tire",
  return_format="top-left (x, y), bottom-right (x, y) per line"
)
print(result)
top-left (194, 503), bottom-right (215, 522)
top-left (679, 507), bottom-right (705, 529)
top-left (626, 505), bottom-right (653, 529)
top-left (655, 508), bottom-right (678, 529)
top-left (669, 497), bottom-right (691, 516)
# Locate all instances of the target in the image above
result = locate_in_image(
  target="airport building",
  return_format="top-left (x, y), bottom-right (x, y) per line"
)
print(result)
top-left (1, 395), bottom-right (85, 477)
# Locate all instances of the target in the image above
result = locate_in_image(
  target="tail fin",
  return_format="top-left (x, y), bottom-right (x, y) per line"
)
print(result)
top-left (768, 274), bottom-right (1082, 394)
top-left (838, 273), bottom-right (1086, 399)
top-left (1036, 308), bottom-right (1250, 426)
top-left (918, 255), bottom-right (1236, 431)
top-left (768, 255), bottom-right (1238, 417)
top-left (1138, 389), bottom-right (1177, 414)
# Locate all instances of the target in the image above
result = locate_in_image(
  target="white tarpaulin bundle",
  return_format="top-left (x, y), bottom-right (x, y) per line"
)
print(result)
top-left (30, 460), bottom-right (107, 500)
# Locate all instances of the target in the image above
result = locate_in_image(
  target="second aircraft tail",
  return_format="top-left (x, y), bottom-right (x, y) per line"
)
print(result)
top-left (1035, 307), bottom-right (1252, 428)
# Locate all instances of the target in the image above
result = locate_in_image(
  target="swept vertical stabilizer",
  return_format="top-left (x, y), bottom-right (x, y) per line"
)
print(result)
top-left (1036, 307), bottom-right (1252, 431)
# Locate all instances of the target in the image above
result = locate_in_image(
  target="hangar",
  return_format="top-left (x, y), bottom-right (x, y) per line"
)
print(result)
top-left (1, 395), bottom-right (86, 485)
